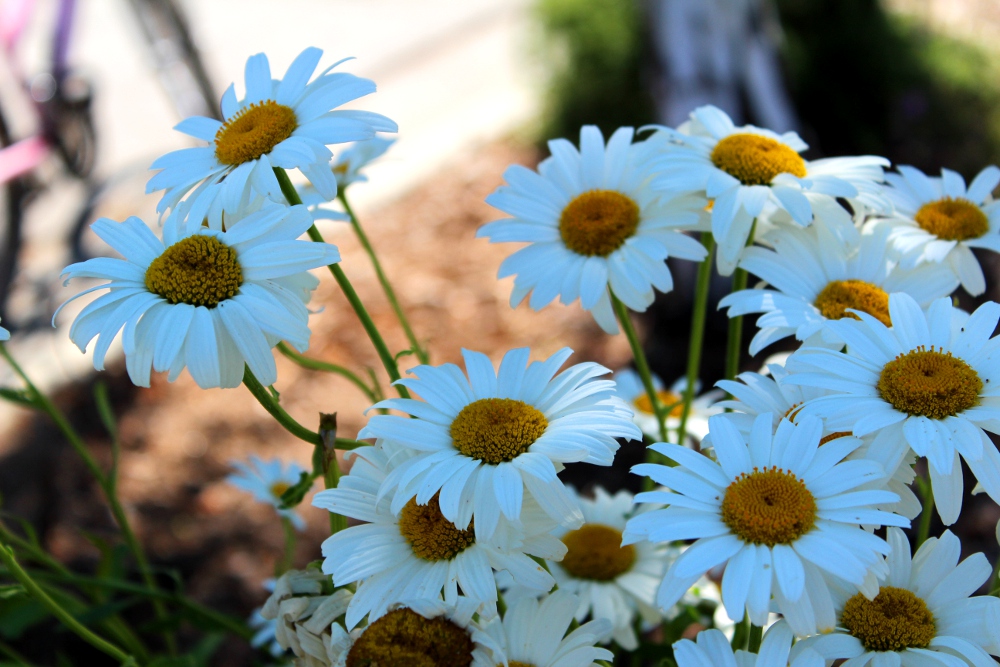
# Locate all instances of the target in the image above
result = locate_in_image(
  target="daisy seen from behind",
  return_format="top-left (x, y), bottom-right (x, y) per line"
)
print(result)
top-left (147, 47), bottom-right (396, 229)
top-left (58, 202), bottom-right (338, 389)
top-left (795, 527), bottom-right (1000, 667)
top-left (613, 368), bottom-right (721, 443)
top-left (312, 440), bottom-right (565, 629)
top-left (226, 455), bottom-right (307, 530)
top-left (624, 412), bottom-right (909, 636)
top-left (645, 105), bottom-right (889, 274)
top-left (719, 221), bottom-right (958, 355)
top-left (784, 292), bottom-right (1000, 524)
top-left (479, 125), bottom-right (708, 334)
top-left (359, 347), bottom-right (640, 540)
top-left (883, 164), bottom-right (1000, 295)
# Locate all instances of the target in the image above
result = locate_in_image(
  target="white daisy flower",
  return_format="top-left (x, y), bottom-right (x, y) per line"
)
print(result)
top-left (0, 319), bottom-right (8, 341)
top-left (147, 47), bottom-right (396, 229)
top-left (327, 598), bottom-right (502, 667)
top-left (312, 441), bottom-right (564, 629)
top-left (479, 125), bottom-right (709, 334)
top-left (795, 527), bottom-right (1000, 667)
top-left (297, 137), bottom-right (396, 222)
top-left (613, 368), bottom-right (722, 442)
top-left (57, 202), bottom-right (338, 389)
top-left (719, 221), bottom-right (958, 355)
top-left (624, 412), bottom-right (908, 636)
top-left (674, 621), bottom-right (822, 667)
top-left (882, 165), bottom-right (1000, 296)
top-left (359, 347), bottom-right (641, 539)
top-left (645, 105), bottom-right (889, 275)
top-left (227, 455), bottom-right (307, 530)
top-left (483, 590), bottom-right (613, 667)
top-left (783, 293), bottom-right (1000, 524)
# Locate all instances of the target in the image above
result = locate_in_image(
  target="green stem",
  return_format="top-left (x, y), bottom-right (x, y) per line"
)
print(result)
top-left (723, 221), bottom-right (756, 384)
top-left (610, 294), bottom-right (668, 443)
top-left (340, 191), bottom-right (429, 364)
top-left (990, 549), bottom-right (1000, 596)
top-left (276, 342), bottom-right (379, 403)
top-left (277, 516), bottom-right (297, 576)
top-left (748, 623), bottom-right (763, 652)
top-left (0, 344), bottom-right (175, 655)
top-left (0, 638), bottom-right (34, 666)
top-left (0, 545), bottom-right (136, 665)
top-left (916, 475), bottom-right (934, 547)
top-left (676, 233), bottom-right (715, 446)
top-left (273, 167), bottom-right (410, 399)
top-left (319, 414), bottom-right (348, 536)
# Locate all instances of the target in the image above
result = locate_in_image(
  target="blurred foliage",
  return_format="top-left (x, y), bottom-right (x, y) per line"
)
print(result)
top-left (533, 0), bottom-right (657, 142)
top-left (534, 0), bottom-right (1000, 176)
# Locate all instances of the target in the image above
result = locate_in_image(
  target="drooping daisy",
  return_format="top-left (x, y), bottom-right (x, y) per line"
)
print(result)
top-left (57, 202), bottom-right (338, 389)
top-left (674, 621), bottom-right (822, 667)
top-left (482, 590), bottom-right (613, 667)
top-left (882, 165), bottom-right (1000, 295)
top-left (783, 293), bottom-right (1000, 524)
top-left (227, 455), bottom-right (307, 530)
top-left (147, 47), bottom-right (396, 229)
top-left (260, 567), bottom-right (349, 663)
top-left (313, 441), bottom-right (564, 629)
top-left (794, 527), bottom-right (1000, 667)
top-left (326, 598), bottom-right (502, 667)
top-left (719, 221), bottom-right (958, 355)
top-left (360, 347), bottom-right (640, 539)
top-left (645, 105), bottom-right (889, 274)
top-left (479, 125), bottom-right (709, 334)
top-left (624, 412), bottom-right (908, 636)
top-left (613, 368), bottom-right (722, 442)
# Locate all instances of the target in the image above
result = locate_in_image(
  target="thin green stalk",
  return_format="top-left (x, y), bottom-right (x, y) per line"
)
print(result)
top-left (990, 552), bottom-right (1000, 596)
top-left (0, 638), bottom-right (34, 666)
top-left (276, 342), bottom-right (379, 402)
top-left (277, 517), bottom-right (297, 576)
top-left (916, 475), bottom-right (934, 547)
top-left (0, 344), bottom-right (175, 655)
top-left (610, 294), bottom-right (668, 443)
top-left (340, 190), bottom-right (429, 364)
top-left (676, 233), bottom-right (715, 446)
top-left (272, 167), bottom-right (410, 399)
top-left (319, 414), bottom-right (348, 535)
top-left (748, 623), bottom-right (763, 652)
top-left (0, 545), bottom-right (136, 665)
top-left (731, 612), bottom-right (749, 650)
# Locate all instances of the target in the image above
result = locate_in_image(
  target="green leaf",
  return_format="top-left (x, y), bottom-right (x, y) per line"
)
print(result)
top-left (267, 385), bottom-right (280, 401)
top-left (75, 598), bottom-right (140, 625)
top-left (278, 472), bottom-right (316, 510)
top-left (0, 586), bottom-right (25, 600)
top-left (0, 388), bottom-right (33, 407)
top-left (0, 597), bottom-right (48, 639)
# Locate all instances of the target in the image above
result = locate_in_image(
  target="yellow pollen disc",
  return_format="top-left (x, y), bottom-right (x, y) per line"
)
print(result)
top-left (877, 347), bottom-right (981, 419)
top-left (841, 587), bottom-right (936, 652)
top-left (710, 133), bottom-right (807, 186)
top-left (819, 431), bottom-right (852, 446)
top-left (633, 390), bottom-right (685, 417)
top-left (398, 494), bottom-right (475, 562)
top-left (914, 197), bottom-right (988, 241)
top-left (144, 235), bottom-right (242, 307)
top-left (269, 482), bottom-right (290, 498)
top-left (560, 524), bottom-right (636, 581)
top-left (721, 467), bottom-right (817, 546)
top-left (814, 280), bottom-right (891, 327)
top-left (449, 398), bottom-right (548, 464)
top-left (345, 607), bottom-right (474, 667)
top-left (559, 190), bottom-right (640, 257)
top-left (214, 100), bottom-right (297, 166)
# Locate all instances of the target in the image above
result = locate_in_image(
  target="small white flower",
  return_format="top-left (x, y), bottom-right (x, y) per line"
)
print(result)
top-left (645, 105), bottom-right (889, 274)
top-left (784, 293), bottom-right (1000, 524)
top-left (674, 621), bottom-right (822, 667)
top-left (480, 125), bottom-right (708, 333)
top-left (625, 412), bottom-right (908, 636)
top-left (795, 527), bottom-right (1000, 667)
top-left (359, 347), bottom-right (640, 539)
top-left (227, 455), bottom-right (307, 530)
top-left (720, 221), bottom-right (957, 355)
top-left (882, 165), bottom-right (1000, 296)
top-left (147, 47), bottom-right (396, 229)
top-left (483, 590), bottom-right (613, 667)
top-left (57, 203), bottom-right (338, 389)
top-left (297, 137), bottom-right (395, 222)
top-left (613, 368), bottom-right (722, 442)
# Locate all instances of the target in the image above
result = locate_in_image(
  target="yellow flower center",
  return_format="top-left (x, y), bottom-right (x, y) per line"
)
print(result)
top-left (269, 482), bottom-right (290, 498)
top-left (877, 347), bottom-right (981, 419)
top-left (214, 100), bottom-right (297, 166)
top-left (345, 607), bottom-right (474, 667)
top-left (710, 133), bottom-right (807, 186)
top-left (560, 524), bottom-right (636, 581)
top-left (144, 235), bottom-right (242, 307)
top-left (398, 494), bottom-right (476, 562)
top-left (914, 197), bottom-right (988, 241)
top-left (841, 587), bottom-right (936, 652)
top-left (449, 398), bottom-right (548, 464)
top-left (559, 190), bottom-right (640, 257)
top-left (814, 280), bottom-right (892, 327)
top-left (633, 390), bottom-right (685, 417)
top-left (721, 467), bottom-right (817, 546)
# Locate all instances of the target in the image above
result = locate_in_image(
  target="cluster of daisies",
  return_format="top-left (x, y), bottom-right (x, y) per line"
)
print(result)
top-left (19, 40), bottom-right (997, 666)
